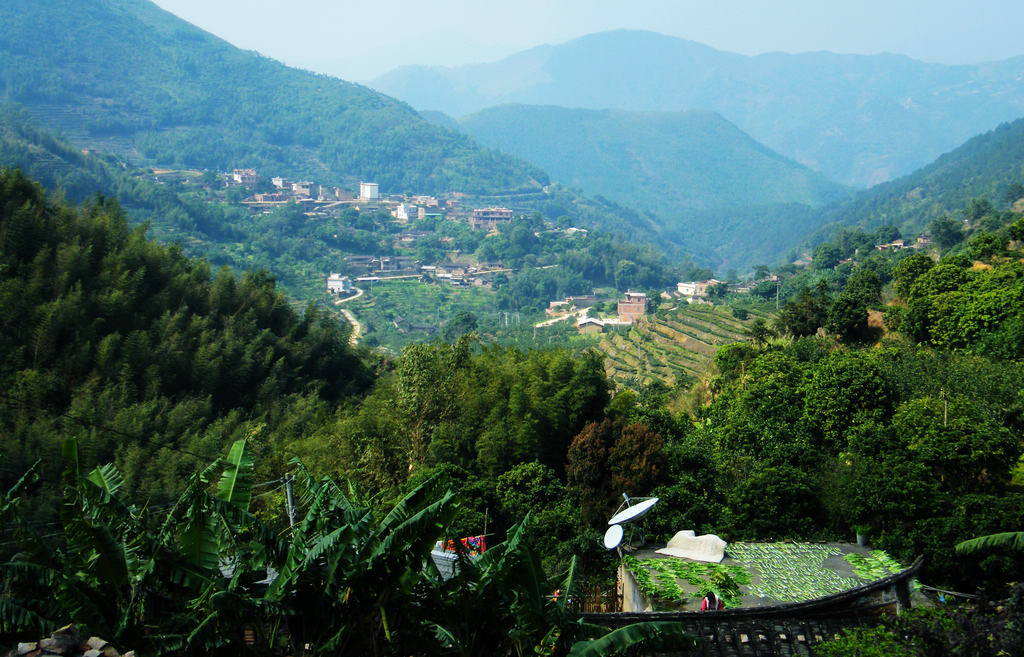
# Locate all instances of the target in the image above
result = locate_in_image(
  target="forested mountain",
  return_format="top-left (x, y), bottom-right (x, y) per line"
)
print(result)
top-left (0, 0), bottom-right (547, 194)
top-left (814, 116), bottom-right (1024, 241)
top-left (371, 29), bottom-right (1024, 187)
top-left (458, 105), bottom-right (848, 215)
top-left (0, 168), bottom-right (370, 506)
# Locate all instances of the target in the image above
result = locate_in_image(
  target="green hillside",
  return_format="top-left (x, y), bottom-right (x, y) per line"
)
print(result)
top-left (595, 303), bottom-right (768, 390)
top-left (0, 0), bottom-right (547, 195)
top-left (459, 105), bottom-right (848, 215)
top-left (0, 168), bottom-right (370, 503)
top-left (818, 117), bottom-right (1024, 240)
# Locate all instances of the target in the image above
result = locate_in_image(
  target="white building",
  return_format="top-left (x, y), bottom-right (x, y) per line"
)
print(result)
top-left (291, 181), bottom-right (315, 197)
top-left (392, 203), bottom-right (420, 222)
top-left (326, 273), bottom-right (352, 295)
top-left (232, 169), bottom-right (258, 185)
top-left (359, 182), bottom-right (379, 201)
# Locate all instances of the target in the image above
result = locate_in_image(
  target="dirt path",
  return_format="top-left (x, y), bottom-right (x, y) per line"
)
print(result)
top-left (334, 287), bottom-right (364, 346)
top-left (533, 306), bottom-right (589, 328)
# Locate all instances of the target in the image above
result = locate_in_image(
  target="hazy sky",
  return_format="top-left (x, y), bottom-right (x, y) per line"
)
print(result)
top-left (152, 0), bottom-right (1024, 82)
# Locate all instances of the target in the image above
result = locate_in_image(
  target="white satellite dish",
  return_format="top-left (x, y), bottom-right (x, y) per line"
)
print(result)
top-left (608, 497), bottom-right (659, 525)
top-left (603, 524), bottom-right (624, 550)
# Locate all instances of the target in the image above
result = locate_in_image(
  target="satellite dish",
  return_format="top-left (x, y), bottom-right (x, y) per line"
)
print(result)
top-left (608, 497), bottom-right (659, 525)
top-left (603, 524), bottom-right (624, 550)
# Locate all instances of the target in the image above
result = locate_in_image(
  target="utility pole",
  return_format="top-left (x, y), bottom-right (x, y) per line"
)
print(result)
top-left (284, 473), bottom-right (296, 531)
top-left (776, 281), bottom-right (781, 310)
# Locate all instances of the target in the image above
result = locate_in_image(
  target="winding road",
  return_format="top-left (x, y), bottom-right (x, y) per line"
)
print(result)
top-left (334, 286), bottom-right (364, 346)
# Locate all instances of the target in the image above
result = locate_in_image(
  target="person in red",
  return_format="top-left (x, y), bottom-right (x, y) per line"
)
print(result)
top-left (701, 590), bottom-right (725, 611)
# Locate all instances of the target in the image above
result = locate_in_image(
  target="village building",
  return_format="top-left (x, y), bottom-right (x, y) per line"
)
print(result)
top-left (359, 182), bottom-right (379, 201)
top-left (412, 195), bottom-right (439, 208)
top-left (392, 203), bottom-right (420, 222)
top-left (468, 207), bottom-right (514, 231)
top-left (325, 273), bottom-right (352, 295)
top-left (617, 291), bottom-right (647, 323)
top-left (271, 176), bottom-right (288, 189)
top-left (291, 181), bottom-right (315, 197)
top-left (677, 279), bottom-right (724, 302)
top-left (566, 294), bottom-right (597, 307)
top-left (253, 191), bottom-right (290, 203)
top-left (231, 169), bottom-right (258, 185)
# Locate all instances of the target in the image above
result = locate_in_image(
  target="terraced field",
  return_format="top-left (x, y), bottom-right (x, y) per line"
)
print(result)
top-left (596, 303), bottom-right (771, 389)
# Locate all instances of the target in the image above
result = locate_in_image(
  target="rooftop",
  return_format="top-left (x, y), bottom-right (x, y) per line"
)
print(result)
top-left (623, 541), bottom-right (908, 610)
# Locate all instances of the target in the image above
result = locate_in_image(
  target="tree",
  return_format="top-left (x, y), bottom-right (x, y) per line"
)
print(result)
top-left (826, 291), bottom-right (870, 344)
top-left (812, 243), bottom-right (842, 270)
top-left (606, 423), bottom-right (668, 496)
top-left (892, 396), bottom-right (1020, 493)
top-left (965, 197), bottom-right (994, 221)
top-left (966, 231), bottom-right (1006, 260)
top-left (843, 267), bottom-right (882, 306)
top-left (928, 215), bottom-right (965, 251)
top-left (744, 318), bottom-right (774, 345)
top-left (566, 419), bottom-right (619, 524)
top-left (873, 225), bottom-right (902, 244)
top-left (802, 351), bottom-right (894, 454)
top-left (892, 253), bottom-right (935, 298)
top-left (442, 311), bottom-right (478, 342)
top-left (776, 281), bottom-right (831, 337)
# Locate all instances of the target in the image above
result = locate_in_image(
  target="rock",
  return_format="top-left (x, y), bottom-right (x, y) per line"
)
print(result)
top-left (121, 652), bottom-right (135, 657)
top-left (16, 643), bottom-right (38, 656)
top-left (101, 647), bottom-right (120, 657)
top-left (86, 638), bottom-right (107, 651)
top-left (83, 650), bottom-right (102, 657)
top-left (38, 625), bottom-right (81, 655)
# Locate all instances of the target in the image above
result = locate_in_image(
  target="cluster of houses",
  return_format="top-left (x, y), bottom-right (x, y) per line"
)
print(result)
top-left (224, 169), bottom-right (525, 234)
top-left (326, 258), bottom-right (512, 295)
top-left (563, 291), bottom-right (649, 334)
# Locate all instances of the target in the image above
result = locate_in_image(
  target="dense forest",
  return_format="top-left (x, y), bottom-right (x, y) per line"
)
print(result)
top-left (2, 171), bottom-right (1023, 655)
top-left (0, 169), bottom-right (370, 507)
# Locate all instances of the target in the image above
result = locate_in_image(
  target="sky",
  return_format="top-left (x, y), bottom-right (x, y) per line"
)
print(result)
top-left (152, 0), bottom-right (1024, 82)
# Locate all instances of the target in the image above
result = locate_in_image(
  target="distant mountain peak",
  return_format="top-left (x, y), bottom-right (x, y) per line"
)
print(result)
top-left (369, 30), bottom-right (1024, 187)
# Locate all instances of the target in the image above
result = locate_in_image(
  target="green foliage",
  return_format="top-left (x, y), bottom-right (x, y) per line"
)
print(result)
top-left (814, 626), bottom-right (907, 657)
top-left (900, 260), bottom-right (1024, 358)
top-left (0, 169), bottom-right (370, 506)
top-left (622, 555), bottom-right (749, 608)
top-left (843, 550), bottom-right (906, 581)
top-left (816, 584), bottom-right (1024, 657)
top-left (725, 544), bottom-right (861, 602)
top-left (826, 291), bottom-right (869, 344)
top-left (893, 253), bottom-right (935, 298)
top-left (2, 443), bottom-right (696, 657)
top-left (777, 281), bottom-right (831, 337)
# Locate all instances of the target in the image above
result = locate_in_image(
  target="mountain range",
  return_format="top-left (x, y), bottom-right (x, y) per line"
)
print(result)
top-left (372, 30), bottom-right (1024, 188)
top-left (0, 0), bottom-right (546, 195)
top-left (457, 105), bottom-right (848, 217)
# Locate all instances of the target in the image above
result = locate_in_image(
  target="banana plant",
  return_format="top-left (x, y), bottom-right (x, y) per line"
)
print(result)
top-left (956, 531), bottom-right (1024, 554)
top-left (0, 437), bottom-right (268, 655)
top-left (261, 461), bottom-right (459, 656)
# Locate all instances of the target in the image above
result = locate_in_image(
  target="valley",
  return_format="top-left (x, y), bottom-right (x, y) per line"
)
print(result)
top-left (1, 2), bottom-right (1024, 655)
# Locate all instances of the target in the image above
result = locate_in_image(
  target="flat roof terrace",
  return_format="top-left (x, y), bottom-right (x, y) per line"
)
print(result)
top-left (622, 541), bottom-right (910, 610)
